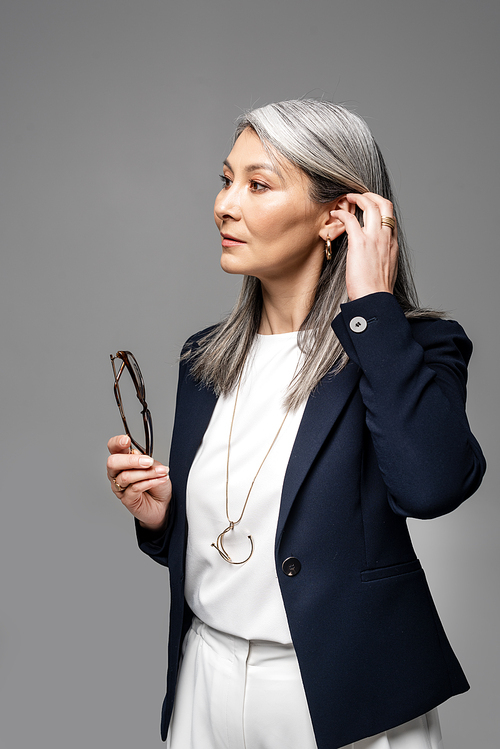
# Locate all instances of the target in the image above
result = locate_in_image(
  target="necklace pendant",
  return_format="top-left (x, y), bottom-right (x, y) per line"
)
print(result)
top-left (211, 524), bottom-right (254, 565)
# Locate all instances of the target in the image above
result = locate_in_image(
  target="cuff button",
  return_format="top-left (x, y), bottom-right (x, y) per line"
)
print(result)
top-left (349, 316), bottom-right (368, 333)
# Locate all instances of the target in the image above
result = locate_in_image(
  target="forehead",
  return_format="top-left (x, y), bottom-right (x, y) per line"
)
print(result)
top-left (230, 127), bottom-right (271, 158)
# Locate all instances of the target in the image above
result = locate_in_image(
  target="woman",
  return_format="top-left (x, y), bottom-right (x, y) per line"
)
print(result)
top-left (107, 100), bottom-right (486, 749)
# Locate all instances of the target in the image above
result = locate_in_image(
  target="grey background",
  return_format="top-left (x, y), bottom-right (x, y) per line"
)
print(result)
top-left (0, 0), bottom-right (498, 746)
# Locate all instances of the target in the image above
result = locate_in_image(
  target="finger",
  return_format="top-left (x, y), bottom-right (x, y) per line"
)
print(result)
top-left (330, 208), bottom-right (363, 237)
top-left (107, 452), bottom-right (163, 479)
top-left (344, 193), bottom-right (381, 234)
top-left (112, 474), bottom-right (170, 503)
top-left (110, 475), bottom-right (128, 494)
top-left (115, 464), bottom-right (169, 490)
top-left (108, 434), bottom-right (132, 455)
top-left (346, 193), bottom-right (394, 233)
top-left (117, 476), bottom-right (171, 511)
top-left (347, 192), bottom-right (394, 217)
top-left (388, 220), bottom-right (398, 245)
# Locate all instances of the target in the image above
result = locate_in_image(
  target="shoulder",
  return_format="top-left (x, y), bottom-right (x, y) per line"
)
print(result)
top-left (180, 324), bottom-right (219, 357)
top-left (177, 324), bottom-right (219, 392)
top-left (407, 316), bottom-right (473, 365)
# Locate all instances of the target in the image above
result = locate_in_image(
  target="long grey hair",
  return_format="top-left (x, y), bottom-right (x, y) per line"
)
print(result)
top-left (184, 99), bottom-right (439, 409)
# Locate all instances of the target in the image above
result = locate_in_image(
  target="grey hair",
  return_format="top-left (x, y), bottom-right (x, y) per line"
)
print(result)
top-left (184, 99), bottom-right (440, 409)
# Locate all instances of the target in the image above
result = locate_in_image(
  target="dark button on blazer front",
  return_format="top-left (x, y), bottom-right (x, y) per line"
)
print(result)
top-left (282, 557), bottom-right (301, 576)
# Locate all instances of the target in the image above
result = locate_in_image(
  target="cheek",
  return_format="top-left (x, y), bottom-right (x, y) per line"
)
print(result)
top-left (249, 203), bottom-right (298, 241)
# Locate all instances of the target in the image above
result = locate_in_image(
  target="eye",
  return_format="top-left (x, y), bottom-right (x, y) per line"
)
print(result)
top-left (219, 174), bottom-right (232, 189)
top-left (249, 180), bottom-right (268, 193)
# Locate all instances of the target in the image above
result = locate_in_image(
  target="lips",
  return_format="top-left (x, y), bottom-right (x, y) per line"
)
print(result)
top-left (221, 233), bottom-right (246, 246)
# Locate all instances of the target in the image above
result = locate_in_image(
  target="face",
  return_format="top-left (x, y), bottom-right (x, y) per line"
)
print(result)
top-left (214, 128), bottom-right (328, 285)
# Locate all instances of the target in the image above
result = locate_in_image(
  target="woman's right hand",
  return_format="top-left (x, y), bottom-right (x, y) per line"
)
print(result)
top-left (107, 434), bottom-right (172, 531)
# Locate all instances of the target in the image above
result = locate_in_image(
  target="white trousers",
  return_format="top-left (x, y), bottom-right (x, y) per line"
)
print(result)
top-left (166, 617), bottom-right (444, 749)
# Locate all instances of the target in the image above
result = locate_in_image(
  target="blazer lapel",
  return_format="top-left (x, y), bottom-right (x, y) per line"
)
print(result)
top-left (276, 360), bottom-right (361, 542)
top-left (169, 374), bottom-right (218, 506)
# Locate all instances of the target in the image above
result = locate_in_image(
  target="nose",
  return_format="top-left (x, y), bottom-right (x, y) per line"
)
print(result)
top-left (214, 185), bottom-right (241, 225)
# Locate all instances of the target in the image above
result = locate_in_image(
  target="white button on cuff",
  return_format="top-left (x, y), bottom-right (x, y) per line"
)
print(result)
top-left (350, 316), bottom-right (368, 333)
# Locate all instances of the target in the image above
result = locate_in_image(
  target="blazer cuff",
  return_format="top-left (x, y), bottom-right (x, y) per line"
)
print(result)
top-left (135, 511), bottom-right (172, 563)
top-left (331, 292), bottom-right (409, 367)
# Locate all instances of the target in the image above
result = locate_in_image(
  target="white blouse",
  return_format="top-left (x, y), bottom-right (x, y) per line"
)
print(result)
top-left (185, 331), bottom-right (307, 643)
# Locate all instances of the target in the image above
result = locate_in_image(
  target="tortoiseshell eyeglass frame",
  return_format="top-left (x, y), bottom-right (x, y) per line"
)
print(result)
top-left (110, 350), bottom-right (153, 457)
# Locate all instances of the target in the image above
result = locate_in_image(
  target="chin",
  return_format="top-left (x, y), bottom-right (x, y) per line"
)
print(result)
top-left (220, 253), bottom-right (247, 276)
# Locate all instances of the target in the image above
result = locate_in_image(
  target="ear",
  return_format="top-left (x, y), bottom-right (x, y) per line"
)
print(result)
top-left (318, 196), bottom-right (356, 242)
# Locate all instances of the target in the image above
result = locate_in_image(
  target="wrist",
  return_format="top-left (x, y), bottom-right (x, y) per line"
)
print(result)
top-left (347, 287), bottom-right (393, 301)
top-left (139, 506), bottom-right (169, 533)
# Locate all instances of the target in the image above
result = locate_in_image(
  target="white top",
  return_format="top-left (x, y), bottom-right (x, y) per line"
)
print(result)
top-left (185, 332), bottom-right (307, 644)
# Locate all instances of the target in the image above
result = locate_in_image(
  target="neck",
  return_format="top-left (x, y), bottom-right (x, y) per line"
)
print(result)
top-left (258, 276), bottom-right (317, 335)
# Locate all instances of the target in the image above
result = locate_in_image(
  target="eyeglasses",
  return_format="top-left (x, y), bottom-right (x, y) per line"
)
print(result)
top-left (110, 350), bottom-right (153, 457)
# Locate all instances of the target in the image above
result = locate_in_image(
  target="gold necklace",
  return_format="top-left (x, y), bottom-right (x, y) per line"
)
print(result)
top-left (211, 364), bottom-right (293, 565)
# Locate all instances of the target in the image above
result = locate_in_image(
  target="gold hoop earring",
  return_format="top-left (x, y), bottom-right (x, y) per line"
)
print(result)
top-left (325, 236), bottom-right (332, 261)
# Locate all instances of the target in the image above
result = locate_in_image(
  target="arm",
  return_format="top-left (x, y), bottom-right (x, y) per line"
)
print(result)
top-left (332, 292), bottom-right (486, 518)
top-left (328, 191), bottom-right (485, 517)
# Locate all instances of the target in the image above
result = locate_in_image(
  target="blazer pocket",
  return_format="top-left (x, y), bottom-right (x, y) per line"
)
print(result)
top-left (361, 559), bottom-right (422, 582)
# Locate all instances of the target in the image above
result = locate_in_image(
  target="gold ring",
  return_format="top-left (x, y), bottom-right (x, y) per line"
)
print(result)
top-left (381, 216), bottom-right (396, 230)
top-left (113, 478), bottom-right (126, 492)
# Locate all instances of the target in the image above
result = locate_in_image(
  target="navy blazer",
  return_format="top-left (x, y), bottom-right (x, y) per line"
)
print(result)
top-left (137, 292), bottom-right (486, 748)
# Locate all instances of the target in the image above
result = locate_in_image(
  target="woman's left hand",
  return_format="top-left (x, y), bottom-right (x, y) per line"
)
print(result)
top-left (330, 192), bottom-right (399, 301)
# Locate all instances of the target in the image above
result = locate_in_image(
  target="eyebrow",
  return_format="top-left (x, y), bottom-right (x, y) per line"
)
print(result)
top-left (223, 158), bottom-right (283, 178)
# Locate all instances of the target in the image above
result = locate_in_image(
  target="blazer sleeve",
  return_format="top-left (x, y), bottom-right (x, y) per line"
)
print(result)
top-left (135, 514), bottom-right (174, 568)
top-left (331, 292), bottom-right (486, 519)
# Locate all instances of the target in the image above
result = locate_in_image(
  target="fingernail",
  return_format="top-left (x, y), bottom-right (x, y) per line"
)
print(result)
top-left (139, 457), bottom-right (154, 467)
top-left (119, 435), bottom-right (129, 447)
top-left (155, 465), bottom-right (169, 475)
